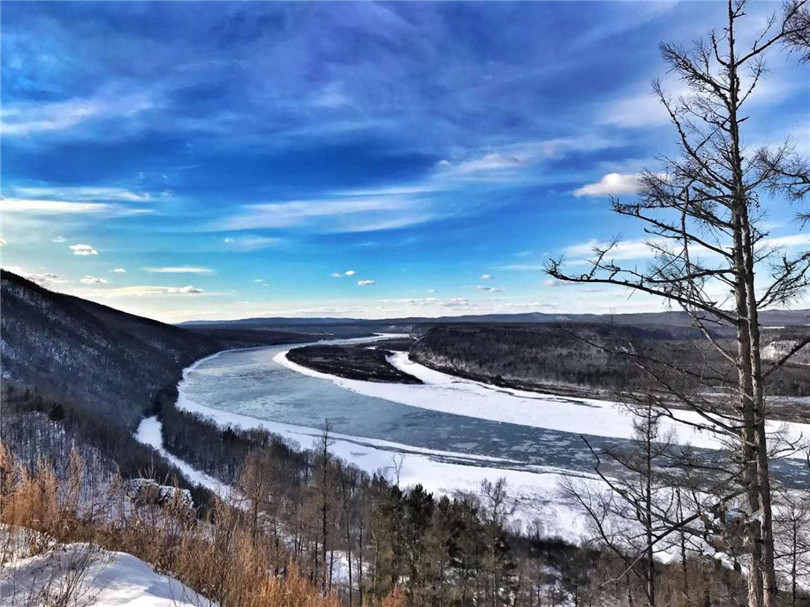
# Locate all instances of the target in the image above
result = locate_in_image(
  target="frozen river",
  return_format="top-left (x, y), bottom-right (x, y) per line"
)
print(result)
top-left (178, 340), bottom-right (643, 476)
top-left (175, 337), bottom-right (810, 533)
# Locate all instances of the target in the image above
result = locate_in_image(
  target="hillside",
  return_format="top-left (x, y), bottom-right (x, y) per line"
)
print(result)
top-left (0, 271), bottom-right (319, 430)
top-left (0, 271), bottom-right (226, 430)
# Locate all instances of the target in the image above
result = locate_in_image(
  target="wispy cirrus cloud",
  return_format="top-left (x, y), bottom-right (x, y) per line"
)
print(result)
top-left (222, 235), bottom-right (282, 251)
top-left (12, 186), bottom-right (151, 202)
top-left (563, 237), bottom-right (660, 263)
top-left (498, 264), bottom-right (546, 271)
top-left (436, 134), bottom-right (621, 183)
top-left (144, 266), bottom-right (213, 274)
top-left (602, 73), bottom-right (791, 129)
top-left (215, 195), bottom-right (434, 234)
top-left (2, 198), bottom-right (150, 217)
top-left (562, 232), bottom-right (810, 266)
top-left (80, 275), bottom-right (107, 284)
top-left (476, 285), bottom-right (503, 293)
top-left (357, 279), bottom-right (375, 286)
top-left (93, 285), bottom-right (206, 297)
top-left (1, 89), bottom-right (154, 137)
top-left (762, 233), bottom-right (810, 249)
top-left (3, 198), bottom-right (115, 215)
top-left (438, 153), bottom-right (524, 175)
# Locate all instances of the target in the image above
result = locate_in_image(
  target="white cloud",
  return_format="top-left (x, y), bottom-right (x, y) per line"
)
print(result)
top-left (574, 173), bottom-right (642, 197)
top-left (69, 244), bottom-right (98, 256)
top-left (1, 91), bottom-right (153, 137)
top-left (12, 186), bottom-right (150, 202)
top-left (98, 285), bottom-right (205, 297)
top-left (311, 85), bottom-right (351, 109)
top-left (110, 268), bottom-right (126, 273)
top-left (80, 275), bottom-right (108, 284)
top-left (601, 74), bottom-right (788, 129)
top-left (144, 266), bottom-right (213, 274)
top-left (254, 279), bottom-right (264, 283)
top-left (331, 272), bottom-right (344, 278)
top-left (602, 91), bottom-right (670, 128)
top-left (332, 269), bottom-right (358, 278)
top-left (173, 285), bottom-right (204, 294)
top-left (561, 232), bottom-right (809, 267)
top-left (762, 233), bottom-right (810, 249)
top-left (3, 199), bottom-right (115, 215)
top-left (441, 298), bottom-right (472, 307)
top-left (215, 196), bottom-right (433, 234)
top-left (345, 270), bottom-right (357, 276)
top-left (440, 153), bottom-right (524, 175)
top-left (222, 235), bottom-right (281, 251)
top-left (357, 279), bottom-right (376, 286)
top-left (0, 238), bottom-right (5, 248)
top-left (218, 198), bottom-right (407, 230)
top-left (498, 264), bottom-right (546, 271)
top-left (564, 238), bottom-right (654, 262)
top-left (52, 236), bottom-right (66, 243)
top-left (476, 285), bottom-right (503, 293)
top-left (480, 273), bottom-right (494, 280)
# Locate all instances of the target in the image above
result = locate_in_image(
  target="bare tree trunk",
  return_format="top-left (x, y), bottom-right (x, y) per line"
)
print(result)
top-left (732, 205), bottom-right (764, 607)
top-left (643, 407), bottom-right (656, 607)
top-left (726, 5), bottom-right (768, 601)
top-left (743, 220), bottom-right (778, 605)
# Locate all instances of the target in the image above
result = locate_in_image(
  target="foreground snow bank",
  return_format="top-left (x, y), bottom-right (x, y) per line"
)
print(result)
top-left (0, 542), bottom-right (213, 607)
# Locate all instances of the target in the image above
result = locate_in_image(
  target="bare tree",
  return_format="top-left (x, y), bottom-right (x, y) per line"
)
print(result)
top-left (315, 420), bottom-right (336, 594)
top-left (561, 402), bottom-right (683, 607)
top-left (773, 487), bottom-right (810, 607)
top-left (547, 2), bottom-right (810, 605)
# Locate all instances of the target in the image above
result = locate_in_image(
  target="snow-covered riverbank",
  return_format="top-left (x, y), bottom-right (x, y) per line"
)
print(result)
top-left (275, 347), bottom-right (810, 458)
top-left (135, 416), bottom-right (231, 498)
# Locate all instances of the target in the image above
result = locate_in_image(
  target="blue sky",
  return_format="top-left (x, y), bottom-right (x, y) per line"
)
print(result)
top-left (2, 1), bottom-right (808, 322)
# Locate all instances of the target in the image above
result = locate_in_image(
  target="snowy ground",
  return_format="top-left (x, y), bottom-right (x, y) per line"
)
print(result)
top-left (0, 541), bottom-right (212, 607)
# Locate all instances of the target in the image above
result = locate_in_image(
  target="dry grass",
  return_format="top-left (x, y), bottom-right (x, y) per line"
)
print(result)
top-left (0, 442), bottom-right (340, 607)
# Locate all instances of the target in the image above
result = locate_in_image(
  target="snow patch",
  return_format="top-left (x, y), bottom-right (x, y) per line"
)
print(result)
top-left (0, 542), bottom-right (213, 607)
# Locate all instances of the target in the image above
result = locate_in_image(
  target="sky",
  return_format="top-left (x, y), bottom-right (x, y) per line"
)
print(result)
top-left (1, 1), bottom-right (808, 323)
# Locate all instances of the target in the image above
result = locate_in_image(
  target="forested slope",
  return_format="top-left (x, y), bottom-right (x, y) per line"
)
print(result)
top-left (0, 271), bottom-right (222, 429)
top-left (411, 323), bottom-right (810, 398)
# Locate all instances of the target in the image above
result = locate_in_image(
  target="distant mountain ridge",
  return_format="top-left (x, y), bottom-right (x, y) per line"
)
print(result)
top-left (180, 308), bottom-right (810, 330)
